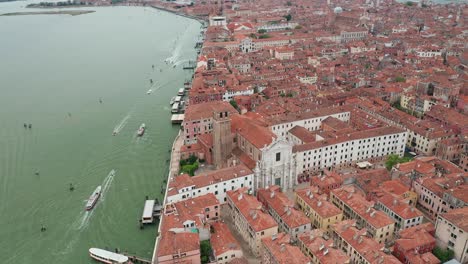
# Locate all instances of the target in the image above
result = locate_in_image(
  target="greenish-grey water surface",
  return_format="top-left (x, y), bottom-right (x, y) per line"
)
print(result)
top-left (0, 4), bottom-right (200, 263)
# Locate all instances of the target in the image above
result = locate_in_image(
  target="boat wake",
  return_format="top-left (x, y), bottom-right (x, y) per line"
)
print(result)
top-left (76, 210), bottom-right (93, 230)
top-left (73, 169), bottom-right (116, 231)
top-left (173, 58), bottom-right (190, 67)
top-left (100, 169), bottom-right (115, 203)
top-left (164, 27), bottom-right (189, 64)
top-left (113, 113), bottom-right (131, 135)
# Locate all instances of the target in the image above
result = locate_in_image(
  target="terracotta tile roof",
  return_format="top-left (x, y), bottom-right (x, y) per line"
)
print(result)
top-left (405, 252), bottom-right (440, 264)
top-left (231, 114), bottom-right (276, 149)
top-left (157, 231), bottom-right (200, 258)
top-left (310, 170), bottom-right (343, 192)
top-left (288, 125), bottom-right (317, 143)
top-left (321, 116), bottom-right (350, 130)
top-left (184, 101), bottom-right (237, 121)
top-left (162, 194), bottom-right (219, 232)
top-left (298, 229), bottom-right (350, 264)
top-left (261, 233), bottom-right (310, 264)
top-left (264, 106), bottom-right (351, 126)
top-left (211, 222), bottom-right (241, 256)
top-left (332, 220), bottom-right (402, 264)
top-left (257, 186), bottom-right (310, 228)
top-left (295, 186), bottom-right (342, 219)
top-left (158, 194), bottom-right (219, 258)
top-left (232, 147), bottom-right (256, 170)
top-left (354, 168), bottom-right (391, 194)
top-left (293, 126), bottom-right (405, 153)
top-left (396, 223), bottom-right (436, 252)
top-left (377, 193), bottom-right (423, 220)
top-left (332, 186), bottom-right (395, 229)
top-left (440, 207), bottom-right (468, 232)
top-left (227, 189), bottom-right (278, 232)
top-left (378, 180), bottom-right (410, 197)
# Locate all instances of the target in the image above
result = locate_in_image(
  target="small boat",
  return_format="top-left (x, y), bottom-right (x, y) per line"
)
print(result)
top-left (85, 186), bottom-right (102, 211)
top-left (112, 131), bottom-right (117, 136)
top-left (147, 89), bottom-right (153, 95)
top-left (137, 123), bottom-right (145, 137)
top-left (170, 96), bottom-right (176, 105)
top-left (89, 248), bottom-right (128, 264)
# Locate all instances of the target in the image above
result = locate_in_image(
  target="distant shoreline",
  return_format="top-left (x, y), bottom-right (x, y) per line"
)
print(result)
top-left (1, 10), bottom-right (95, 16)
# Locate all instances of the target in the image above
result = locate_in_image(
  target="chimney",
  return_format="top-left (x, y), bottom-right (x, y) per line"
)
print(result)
top-left (280, 244), bottom-right (286, 252)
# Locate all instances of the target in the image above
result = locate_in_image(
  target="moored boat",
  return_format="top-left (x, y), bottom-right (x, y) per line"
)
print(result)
top-left (89, 248), bottom-right (128, 264)
top-left (170, 96), bottom-right (176, 105)
top-left (137, 123), bottom-right (145, 137)
top-left (86, 186), bottom-right (101, 211)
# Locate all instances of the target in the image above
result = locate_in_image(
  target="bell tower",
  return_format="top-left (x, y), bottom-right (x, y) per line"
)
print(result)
top-left (213, 111), bottom-right (232, 168)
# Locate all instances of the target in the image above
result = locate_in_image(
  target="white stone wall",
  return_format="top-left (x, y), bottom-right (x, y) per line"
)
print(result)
top-left (295, 131), bottom-right (407, 173)
top-left (167, 173), bottom-right (254, 204)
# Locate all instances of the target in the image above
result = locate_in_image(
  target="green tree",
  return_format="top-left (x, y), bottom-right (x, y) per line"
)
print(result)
top-left (385, 154), bottom-right (412, 171)
top-left (405, 1), bottom-right (413, 6)
top-left (286, 1), bottom-right (292, 6)
top-left (200, 240), bottom-right (212, 264)
top-left (284, 14), bottom-right (292, 21)
top-left (258, 29), bottom-right (267, 34)
top-left (259, 34), bottom-right (271, 39)
top-left (433, 247), bottom-right (454, 262)
top-left (394, 76), bottom-right (406, 83)
top-left (180, 161), bottom-right (199, 176)
top-left (229, 99), bottom-right (239, 110)
top-left (295, 25), bottom-right (302, 30)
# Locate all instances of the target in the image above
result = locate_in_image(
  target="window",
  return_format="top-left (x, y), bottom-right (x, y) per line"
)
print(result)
top-left (276, 152), bottom-right (281, 161)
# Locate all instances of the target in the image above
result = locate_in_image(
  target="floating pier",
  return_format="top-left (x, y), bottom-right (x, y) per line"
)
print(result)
top-left (171, 114), bottom-right (185, 124)
top-left (182, 60), bottom-right (196, 69)
top-left (140, 199), bottom-right (162, 225)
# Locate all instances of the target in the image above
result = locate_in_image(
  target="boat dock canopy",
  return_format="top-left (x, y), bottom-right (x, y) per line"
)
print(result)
top-left (142, 200), bottom-right (155, 224)
top-left (171, 103), bottom-right (180, 113)
top-left (171, 114), bottom-right (185, 124)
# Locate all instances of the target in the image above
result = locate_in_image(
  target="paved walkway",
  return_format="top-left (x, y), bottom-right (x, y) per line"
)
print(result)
top-left (169, 132), bottom-right (184, 178)
top-left (220, 205), bottom-right (259, 264)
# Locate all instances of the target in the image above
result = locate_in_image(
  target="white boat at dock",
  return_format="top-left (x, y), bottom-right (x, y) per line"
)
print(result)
top-left (147, 89), bottom-right (153, 95)
top-left (89, 248), bottom-right (129, 264)
top-left (170, 96), bottom-right (176, 105)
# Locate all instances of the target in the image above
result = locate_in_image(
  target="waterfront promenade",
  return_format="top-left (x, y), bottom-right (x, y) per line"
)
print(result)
top-left (151, 129), bottom-right (183, 263)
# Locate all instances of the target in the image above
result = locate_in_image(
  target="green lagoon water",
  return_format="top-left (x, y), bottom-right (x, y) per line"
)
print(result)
top-left (0, 3), bottom-right (200, 263)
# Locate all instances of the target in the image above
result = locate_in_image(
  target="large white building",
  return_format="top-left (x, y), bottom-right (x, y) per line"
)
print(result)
top-left (293, 126), bottom-right (407, 173)
top-left (166, 165), bottom-right (254, 204)
top-left (257, 22), bottom-right (298, 32)
top-left (230, 108), bottom-right (407, 192)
